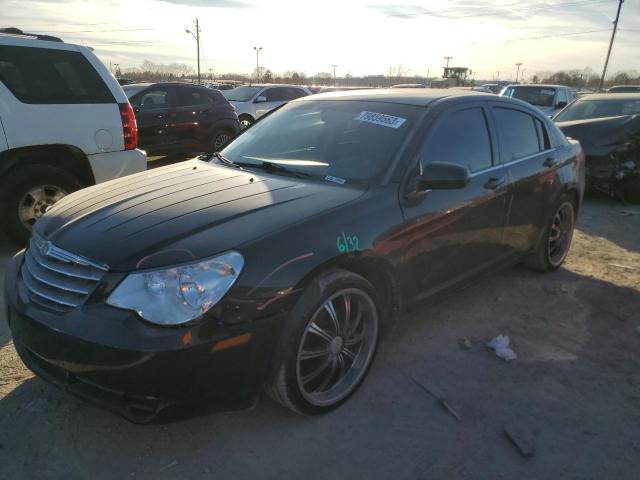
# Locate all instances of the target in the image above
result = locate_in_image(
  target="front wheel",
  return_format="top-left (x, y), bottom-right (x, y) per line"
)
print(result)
top-left (524, 195), bottom-right (576, 272)
top-left (266, 270), bottom-right (380, 415)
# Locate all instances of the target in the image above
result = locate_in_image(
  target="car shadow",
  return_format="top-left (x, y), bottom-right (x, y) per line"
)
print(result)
top-left (1, 266), bottom-right (639, 479)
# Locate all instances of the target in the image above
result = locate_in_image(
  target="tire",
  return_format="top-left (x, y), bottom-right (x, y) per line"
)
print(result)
top-left (623, 174), bottom-right (640, 204)
top-left (238, 115), bottom-right (254, 130)
top-left (1, 165), bottom-right (83, 244)
top-left (524, 194), bottom-right (577, 272)
top-left (208, 129), bottom-right (233, 153)
top-left (266, 269), bottom-right (380, 415)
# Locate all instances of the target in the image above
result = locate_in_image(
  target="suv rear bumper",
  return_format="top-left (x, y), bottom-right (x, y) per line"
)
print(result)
top-left (88, 148), bottom-right (146, 183)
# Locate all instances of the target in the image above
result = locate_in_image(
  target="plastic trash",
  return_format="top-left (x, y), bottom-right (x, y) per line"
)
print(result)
top-left (487, 335), bottom-right (517, 361)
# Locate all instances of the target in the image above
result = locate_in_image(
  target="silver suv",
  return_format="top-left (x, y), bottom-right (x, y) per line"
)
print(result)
top-left (223, 84), bottom-right (310, 128)
top-left (499, 84), bottom-right (575, 117)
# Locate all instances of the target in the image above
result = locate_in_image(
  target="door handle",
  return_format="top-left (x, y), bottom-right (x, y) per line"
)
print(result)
top-left (544, 157), bottom-right (558, 168)
top-left (484, 176), bottom-right (506, 190)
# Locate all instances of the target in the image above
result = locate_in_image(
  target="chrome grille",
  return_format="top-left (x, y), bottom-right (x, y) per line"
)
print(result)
top-left (20, 233), bottom-right (108, 312)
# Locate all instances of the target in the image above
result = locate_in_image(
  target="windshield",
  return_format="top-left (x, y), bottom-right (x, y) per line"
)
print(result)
top-left (122, 84), bottom-right (148, 99)
top-left (502, 86), bottom-right (556, 107)
top-left (554, 98), bottom-right (640, 122)
top-left (220, 100), bottom-right (421, 184)
top-left (222, 86), bottom-right (261, 102)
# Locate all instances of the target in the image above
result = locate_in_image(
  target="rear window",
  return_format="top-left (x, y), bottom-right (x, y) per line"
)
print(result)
top-left (493, 107), bottom-right (541, 161)
top-left (0, 45), bottom-right (114, 104)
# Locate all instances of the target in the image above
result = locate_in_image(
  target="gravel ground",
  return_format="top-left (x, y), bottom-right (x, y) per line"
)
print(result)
top-left (0, 196), bottom-right (639, 480)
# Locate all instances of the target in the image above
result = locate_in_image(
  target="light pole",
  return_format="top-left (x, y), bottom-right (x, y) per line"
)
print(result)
top-left (331, 64), bottom-right (338, 86)
top-left (515, 62), bottom-right (523, 83)
top-left (521, 68), bottom-right (526, 83)
top-left (599, 0), bottom-right (624, 91)
top-left (253, 47), bottom-right (262, 82)
top-left (186, 18), bottom-right (201, 84)
top-left (208, 68), bottom-right (213, 80)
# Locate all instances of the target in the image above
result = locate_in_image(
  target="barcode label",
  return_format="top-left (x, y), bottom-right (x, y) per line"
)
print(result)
top-left (354, 111), bottom-right (407, 129)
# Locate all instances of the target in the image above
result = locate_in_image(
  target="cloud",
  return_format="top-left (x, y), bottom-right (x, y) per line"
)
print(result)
top-left (153, 0), bottom-right (253, 7)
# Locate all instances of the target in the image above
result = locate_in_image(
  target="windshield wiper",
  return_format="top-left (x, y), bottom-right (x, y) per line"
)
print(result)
top-left (233, 161), bottom-right (315, 179)
top-left (211, 152), bottom-right (241, 169)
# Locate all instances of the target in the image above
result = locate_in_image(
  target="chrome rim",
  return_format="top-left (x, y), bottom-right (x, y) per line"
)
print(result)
top-left (296, 288), bottom-right (378, 407)
top-left (548, 201), bottom-right (575, 266)
top-left (239, 118), bottom-right (252, 129)
top-left (213, 133), bottom-right (231, 150)
top-left (18, 185), bottom-right (67, 228)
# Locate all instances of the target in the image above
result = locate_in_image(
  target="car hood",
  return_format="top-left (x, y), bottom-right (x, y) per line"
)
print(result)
top-left (535, 105), bottom-right (555, 116)
top-left (556, 115), bottom-right (640, 155)
top-left (36, 159), bottom-right (364, 271)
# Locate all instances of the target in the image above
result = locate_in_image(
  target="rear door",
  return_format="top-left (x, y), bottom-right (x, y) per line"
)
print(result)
top-left (489, 103), bottom-right (558, 256)
top-left (172, 86), bottom-right (215, 152)
top-left (400, 102), bottom-right (510, 298)
top-left (131, 86), bottom-right (177, 154)
top-left (255, 87), bottom-right (289, 118)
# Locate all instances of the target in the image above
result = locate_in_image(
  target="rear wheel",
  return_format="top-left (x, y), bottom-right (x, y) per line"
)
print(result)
top-left (2, 165), bottom-right (82, 244)
top-left (524, 195), bottom-right (576, 272)
top-left (238, 115), bottom-right (254, 130)
top-left (208, 129), bottom-right (233, 152)
top-left (266, 269), bottom-right (380, 415)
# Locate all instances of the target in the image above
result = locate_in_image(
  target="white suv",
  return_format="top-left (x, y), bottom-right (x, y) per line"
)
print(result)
top-left (0, 28), bottom-right (146, 242)
top-left (223, 84), bottom-right (310, 129)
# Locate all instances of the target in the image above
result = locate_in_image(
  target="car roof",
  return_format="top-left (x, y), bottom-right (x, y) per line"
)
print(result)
top-left (574, 92), bottom-right (640, 101)
top-left (504, 84), bottom-right (564, 89)
top-left (300, 88), bottom-right (489, 106)
top-left (242, 84), bottom-right (307, 89)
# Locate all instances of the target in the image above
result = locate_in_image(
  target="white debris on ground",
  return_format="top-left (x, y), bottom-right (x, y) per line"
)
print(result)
top-left (487, 334), bottom-right (518, 361)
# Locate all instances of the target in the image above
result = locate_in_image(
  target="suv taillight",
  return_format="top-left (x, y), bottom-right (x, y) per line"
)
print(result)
top-left (119, 102), bottom-right (138, 150)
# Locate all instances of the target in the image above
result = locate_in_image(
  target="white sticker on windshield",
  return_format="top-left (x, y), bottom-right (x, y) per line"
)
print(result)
top-left (325, 175), bottom-right (346, 185)
top-left (354, 111), bottom-right (407, 129)
top-left (541, 89), bottom-right (555, 95)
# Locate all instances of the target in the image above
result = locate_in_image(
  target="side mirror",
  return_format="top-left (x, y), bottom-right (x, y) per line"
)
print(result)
top-left (416, 161), bottom-right (470, 191)
top-left (555, 101), bottom-right (567, 109)
top-left (254, 95), bottom-right (267, 103)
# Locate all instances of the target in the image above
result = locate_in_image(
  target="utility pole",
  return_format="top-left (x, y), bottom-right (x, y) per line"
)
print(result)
top-left (599, 0), bottom-right (624, 91)
top-left (515, 62), bottom-right (523, 83)
top-left (332, 64), bottom-right (337, 86)
top-left (254, 46), bottom-right (262, 82)
top-left (186, 18), bottom-right (201, 84)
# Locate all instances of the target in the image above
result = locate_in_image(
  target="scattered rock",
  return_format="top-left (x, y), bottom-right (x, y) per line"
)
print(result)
top-left (504, 422), bottom-right (535, 457)
top-left (458, 338), bottom-right (472, 350)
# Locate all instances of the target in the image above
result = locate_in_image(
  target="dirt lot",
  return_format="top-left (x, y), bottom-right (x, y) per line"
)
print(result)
top-left (1, 196), bottom-right (639, 480)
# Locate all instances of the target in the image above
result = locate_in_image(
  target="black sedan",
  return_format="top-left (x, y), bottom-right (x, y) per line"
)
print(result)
top-left (554, 93), bottom-right (640, 203)
top-left (6, 90), bottom-right (584, 422)
top-left (123, 82), bottom-right (240, 156)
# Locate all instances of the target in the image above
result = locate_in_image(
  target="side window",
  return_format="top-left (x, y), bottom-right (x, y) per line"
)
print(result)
top-left (534, 118), bottom-right (551, 150)
top-left (425, 107), bottom-right (493, 173)
top-left (286, 87), bottom-right (307, 100)
top-left (493, 107), bottom-right (541, 161)
top-left (262, 87), bottom-right (286, 102)
top-left (136, 89), bottom-right (171, 110)
top-left (175, 88), bottom-right (207, 107)
top-left (0, 45), bottom-right (114, 104)
top-left (208, 90), bottom-right (226, 104)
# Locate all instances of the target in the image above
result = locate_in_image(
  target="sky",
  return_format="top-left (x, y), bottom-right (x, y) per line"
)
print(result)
top-left (3, 0), bottom-right (640, 80)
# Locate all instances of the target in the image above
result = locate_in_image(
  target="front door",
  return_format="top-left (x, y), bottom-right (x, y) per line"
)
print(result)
top-left (255, 87), bottom-right (289, 119)
top-left (400, 103), bottom-right (511, 299)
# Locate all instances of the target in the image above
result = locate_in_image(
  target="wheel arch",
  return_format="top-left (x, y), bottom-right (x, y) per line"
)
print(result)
top-left (0, 144), bottom-right (95, 187)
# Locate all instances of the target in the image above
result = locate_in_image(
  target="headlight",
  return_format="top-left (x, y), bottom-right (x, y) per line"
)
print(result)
top-left (107, 251), bottom-right (244, 326)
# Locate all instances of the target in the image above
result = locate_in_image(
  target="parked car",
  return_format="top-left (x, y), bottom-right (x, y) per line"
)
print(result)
top-left (500, 84), bottom-right (575, 117)
top-left (205, 83), bottom-right (235, 91)
top-left (123, 82), bottom-right (240, 156)
top-left (608, 85), bottom-right (640, 93)
top-left (554, 93), bottom-right (640, 203)
top-left (0, 28), bottom-right (146, 243)
top-left (317, 86), bottom-right (373, 94)
top-left (6, 90), bottom-right (584, 422)
top-left (222, 84), bottom-right (310, 129)
top-left (390, 83), bottom-right (427, 88)
top-left (481, 83), bottom-right (502, 94)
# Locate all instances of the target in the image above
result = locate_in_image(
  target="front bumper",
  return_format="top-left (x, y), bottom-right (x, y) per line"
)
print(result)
top-left (5, 251), bottom-right (281, 422)
top-left (87, 148), bottom-right (147, 184)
